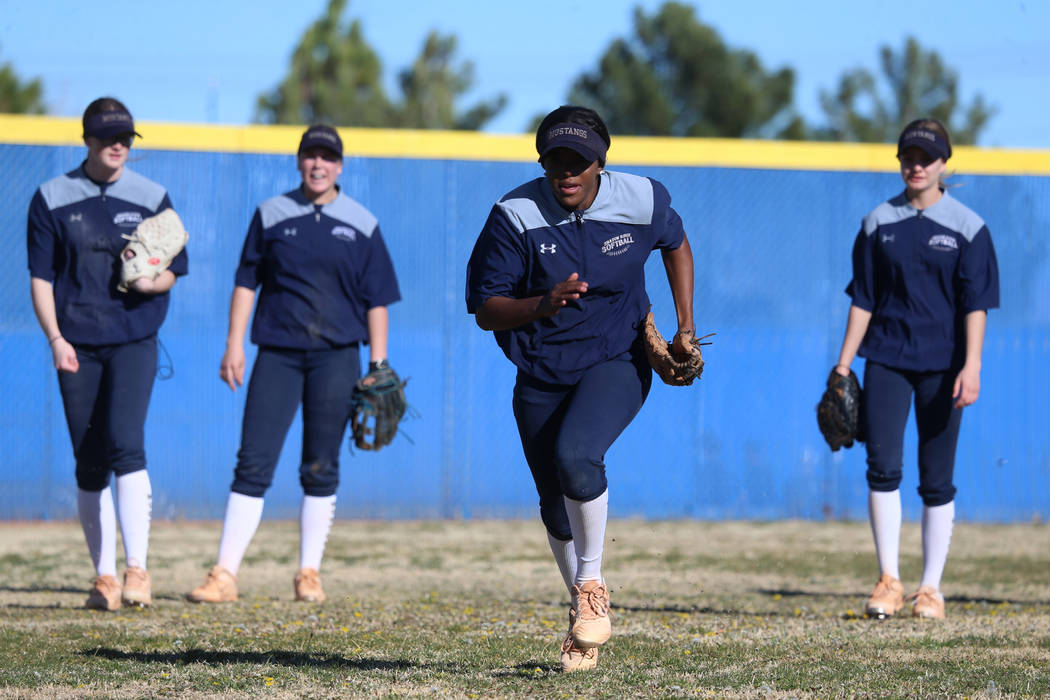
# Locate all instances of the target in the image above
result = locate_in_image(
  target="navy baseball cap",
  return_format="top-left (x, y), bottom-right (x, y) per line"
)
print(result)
top-left (298, 124), bottom-right (343, 157)
top-left (537, 122), bottom-right (608, 165)
top-left (897, 127), bottom-right (951, 161)
top-left (83, 110), bottom-right (141, 140)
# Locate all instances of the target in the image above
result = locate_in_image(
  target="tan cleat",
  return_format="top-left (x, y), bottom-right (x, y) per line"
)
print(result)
top-left (187, 566), bottom-right (238, 603)
top-left (122, 566), bottom-right (152, 607)
top-left (294, 568), bottom-right (326, 603)
top-left (907, 585), bottom-right (946, 619)
top-left (85, 574), bottom-right (122, 611)
top-left (561, 609), bottom-right (598, 672)
top-left (571, 580), bottom-right (611, 648)
top-left (864, 573), bottom-right (904, 619)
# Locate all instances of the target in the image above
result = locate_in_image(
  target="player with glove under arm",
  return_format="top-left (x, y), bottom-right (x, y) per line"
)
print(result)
top-left (27, 97), bottom-right (189, 610)
top-left (834, 119), bottom-right (999, 620)
top-left (466, 106), bottom-right (700, 672)
top-left (188, 125), bottom-right (401, 605)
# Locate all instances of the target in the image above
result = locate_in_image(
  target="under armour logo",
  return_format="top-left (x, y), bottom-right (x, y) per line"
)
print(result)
top-left (881, 234), bottom-right (895, 243)
top-left (69, 213), bottom-right (83, 223)
top-left (539, 243), bottom-right (557, 254)
top-left (284, 227), bottom-right (297, 236)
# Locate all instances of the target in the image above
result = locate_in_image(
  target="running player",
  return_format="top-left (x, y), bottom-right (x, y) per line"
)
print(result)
top-left (465, 106), bottom-right (699, 670)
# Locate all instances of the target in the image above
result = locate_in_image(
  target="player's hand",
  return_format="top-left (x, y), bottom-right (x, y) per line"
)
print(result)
top-left (953, 363), bottom-right (981, 409)
top-left (129, 277), bottom-right (157, 294)
top-left (219, 345), bottom-right (246, 391)
top-left (536, 272), bottom-right (588, 318)
top-left (51, 337), bottom-right (79, 373)
top-left (671, 329), bottom-right (696, 360)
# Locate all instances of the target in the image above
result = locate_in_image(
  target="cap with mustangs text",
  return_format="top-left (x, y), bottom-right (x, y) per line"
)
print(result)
top-left (897, 126), bottom-right (951, 161)
top-left (83, 110), bottom-right (142, 140)
top-left (298, 124), bottom-right (343, 157)
top-left (536, 122), bottom-right (608, 165)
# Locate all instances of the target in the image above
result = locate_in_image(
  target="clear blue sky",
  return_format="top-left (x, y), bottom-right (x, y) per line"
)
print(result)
top-left (1, 0), bottom-right (1047, 148)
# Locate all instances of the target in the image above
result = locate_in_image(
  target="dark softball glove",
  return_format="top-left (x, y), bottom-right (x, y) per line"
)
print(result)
top-left (642, 311), bottom-right (715, 386)
top-left (350, 363), bottom-right (407, 451)
top-left (816, 367), bottom-right (864, 451)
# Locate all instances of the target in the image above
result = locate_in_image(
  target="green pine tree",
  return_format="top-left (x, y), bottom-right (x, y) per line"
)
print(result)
top-left (565, 2), bottom-right (805, 139)
top-left (0, 46), bottom-right (45, 114)
top-left (815, 37), bottom-right (995, 144)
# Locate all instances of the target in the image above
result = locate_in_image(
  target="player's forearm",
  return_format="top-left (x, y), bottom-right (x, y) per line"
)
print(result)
top-left (30, 277), bottom-right (62, 342)
top-left (661, 235), bottom-right (695, 332)
top-left (366, 306), bottom-right (389, 363)
top-left (836, 305), bottom-right (872, 371)
top-left (225, 286), bottom-right (256, 348)
top-left (474, 296), bottom-right (547, 331)
top-left (963, 310), bottom-right (987, 369)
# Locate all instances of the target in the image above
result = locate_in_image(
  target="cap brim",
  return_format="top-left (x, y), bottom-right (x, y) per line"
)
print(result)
top-left (897, 138), bottom-right (948, 161)
top-left (539, 140), bottom-right (603, 164)
top-left (298, 143), bottom-right (343, 158)
top-left (88, 127), bottom-right (142, 140)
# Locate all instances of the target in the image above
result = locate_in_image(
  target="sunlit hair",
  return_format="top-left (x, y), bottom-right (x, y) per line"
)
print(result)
top-left (82, 97), bottom-right (132, 138)
top-left (535, 106), bottom-right (611, 166)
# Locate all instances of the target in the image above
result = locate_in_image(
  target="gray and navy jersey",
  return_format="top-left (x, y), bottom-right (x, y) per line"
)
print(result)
top-left (847, 190), bottom-right (999, 372)
top-left (235, 187), bottom-right (401, 350)
top-left (466, 170), bottom-right (685, 384)
top-left (27, 164), bottom-right (188, 345)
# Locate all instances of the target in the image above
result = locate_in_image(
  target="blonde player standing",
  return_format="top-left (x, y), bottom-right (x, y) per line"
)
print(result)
top-left (188, 125), bottom-right (401, 604)
top-left (834, 119), bottom-right (999, 619)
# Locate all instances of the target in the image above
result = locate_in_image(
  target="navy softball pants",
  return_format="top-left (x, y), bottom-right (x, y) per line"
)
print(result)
top-left (863, 360), bottom-right (963, 507)
top-left (512, 354), bottom-right (652, 540)
top-left (58, 335), bottom-right (157, 491)
top-left (231, 345), bottom-right (360, 498)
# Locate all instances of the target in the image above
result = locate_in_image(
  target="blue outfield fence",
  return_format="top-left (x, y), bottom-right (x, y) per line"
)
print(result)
top-left (1, 139), bottom-right (1048, 521)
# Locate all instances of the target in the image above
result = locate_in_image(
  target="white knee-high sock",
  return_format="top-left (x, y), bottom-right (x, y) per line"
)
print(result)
top-left (564, 489), bottom-right (609, 585)
top-left (868, 489), bottom-right (902, 580)
top-left (921, 501), bottom-right (955, 590)
top-left (299, 494), bottom-right (337, 571)
top-left (78, 487), bottom-right (117, 578)
top-left (547, 531), bottom-right (578, 596)
top-left (115, 471), bottom-right (152, 570)
top-left (216, 492), bottom-right (265, 576)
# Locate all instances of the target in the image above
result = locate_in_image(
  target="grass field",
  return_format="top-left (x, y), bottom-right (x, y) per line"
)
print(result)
top-left (2, 519), bottom-right (1049, 698)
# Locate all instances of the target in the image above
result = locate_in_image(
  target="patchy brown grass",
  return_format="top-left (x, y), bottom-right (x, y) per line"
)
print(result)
top-left (1, 519), bottom-right (1049, 697)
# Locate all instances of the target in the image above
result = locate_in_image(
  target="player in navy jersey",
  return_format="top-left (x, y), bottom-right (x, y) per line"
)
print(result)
top-left (466, 106), bottom-right (698, 671)
top-left (188, 125), bottom-right (401, 605)
top-left (27, 97), bottom-right (189, 610)
top-left (833, 119), bottom-right (999, 620)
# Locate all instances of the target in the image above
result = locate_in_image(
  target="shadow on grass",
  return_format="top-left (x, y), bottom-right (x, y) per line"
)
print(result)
top-left (596, 589), bottom-right (1050, 619)
top-left (0, 585), bottom-right (87, 594)
top-left (538, 597), bottom-right (785, 618)
top-left (757, 587), bottom-right (1050, 607)
top-left (81, 647), bottom-right (426, 671)
top-left (492, 661), bottom-right (560, 676)
top-left (611, 602), bottom-right (785, 617)
top-left (756, 587), bottom-right (863, 600)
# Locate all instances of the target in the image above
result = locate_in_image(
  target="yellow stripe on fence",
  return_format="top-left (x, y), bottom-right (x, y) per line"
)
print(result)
top-left (2, 114), bottom-right (1047, 175)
